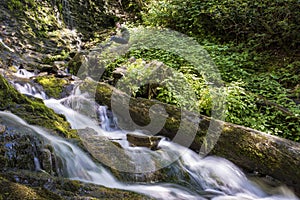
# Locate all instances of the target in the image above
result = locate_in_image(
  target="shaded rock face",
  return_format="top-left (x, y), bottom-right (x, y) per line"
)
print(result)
top-left (0, 0), bottom-right (115, 78)
top-left (65, 0), bottom-right (115, 36)
top-left (0, 123), bottom-right (61, 176)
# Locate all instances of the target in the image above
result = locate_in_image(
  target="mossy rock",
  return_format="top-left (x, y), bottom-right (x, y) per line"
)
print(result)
top-left (35, 75), bottom-right (68, 99)
top-left (0, 170), bottom-right (152, 200)
top-left (67, 52), bottom-right (85, 75)
top-left (0, 74), bottom-right (77, 138)
top-left (0, 175), bottom-right (62, 200)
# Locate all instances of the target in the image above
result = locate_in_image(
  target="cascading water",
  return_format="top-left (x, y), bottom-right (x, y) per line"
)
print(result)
top-left (6, 67), bottom-right (47, 99)
top-left (15, 68), bottom-right (35, 78)
top-left (8, 74), bottom-right (299, 200)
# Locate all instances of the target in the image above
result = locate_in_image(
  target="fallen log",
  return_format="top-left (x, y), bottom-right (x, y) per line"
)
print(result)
top-left (94, 82), bottom-right (300, 195)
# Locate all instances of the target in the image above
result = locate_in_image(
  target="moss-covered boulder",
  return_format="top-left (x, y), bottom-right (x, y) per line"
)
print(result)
top-left (0, 74), bottom-right (77, 138)
top-left (0, 170), bottom-right (151, 200)
top-left (0, 175), bottom-right (62, 200)
top-left (34, 75), bottom-right (69, 99)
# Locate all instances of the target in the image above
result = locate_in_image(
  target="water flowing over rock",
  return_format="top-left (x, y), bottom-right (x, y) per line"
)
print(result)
top-left (94, 81), bottom-right (300, 196)
top-left (0, 74), bottom-right (76, 138)
top-left (1, 67), bottom-right (299, 199)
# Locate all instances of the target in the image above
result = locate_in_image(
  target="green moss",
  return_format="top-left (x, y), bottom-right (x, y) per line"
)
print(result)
top-left (0, 75), bottom-right (77, 139)
top-left (0, 171), bottom-right (152, 200)
top-left (42, 51), bottom-right (70, 65)
top-left (61, 180), bottom-right (81, 192)
top-left (35, 75), bottom-right (68, 99)
top-left (0, 175), bottom-right (61, 200)
top-left (7, 0), bottom-right (23, 11)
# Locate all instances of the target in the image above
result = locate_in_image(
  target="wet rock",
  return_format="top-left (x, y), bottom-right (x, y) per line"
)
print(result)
top-left (0, 119), bottom-right (64, 176)
top-left (60, 83), bottom-right (75, 98)
top-left (67, 52), bottom-right (85, 75)
top-left (40, 148), bottom-right (53, 175)
top-left (77, 128), bottom-right (133, 171)
top-left (78, 128), bottom-right (169, 183)
top-left (68, 52), bottom-right (107, 80)
top-left (0, 128), bottom-right (41, 171)
top-left (126, 133), bottom-right (162, 150)
top-left (0, 170), bottom-right (150, 200)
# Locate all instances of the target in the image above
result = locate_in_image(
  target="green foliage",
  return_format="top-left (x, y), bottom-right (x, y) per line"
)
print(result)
top-left (7, 0), bottom-right (23, 11)
top-left (143, 0), bottom-right (300, 52)
top-left (125, 49), bottom-right (186, 70)
top-left (106, 41), bottom-right (300, 141)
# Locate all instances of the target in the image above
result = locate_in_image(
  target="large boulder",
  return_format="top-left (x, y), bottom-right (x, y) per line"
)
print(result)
top-left (77, 128), bottom-right (168, 183)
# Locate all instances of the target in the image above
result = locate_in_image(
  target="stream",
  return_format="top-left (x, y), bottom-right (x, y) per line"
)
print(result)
top-left (0, 68), bottom-right (297, 200)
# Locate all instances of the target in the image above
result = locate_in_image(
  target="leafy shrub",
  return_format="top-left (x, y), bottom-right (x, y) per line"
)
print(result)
top-left (142, 0), bottom-right (300, 52)
top-left (107, 46), bottom-right (300, 142)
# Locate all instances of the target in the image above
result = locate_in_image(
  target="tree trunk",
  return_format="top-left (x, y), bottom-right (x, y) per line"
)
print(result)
top-left (95, 82), bottom-right (300, 195)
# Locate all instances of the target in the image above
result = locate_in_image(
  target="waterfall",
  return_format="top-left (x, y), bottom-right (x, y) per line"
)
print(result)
top-left (51, 0), bottom-right (82, 51)
top-left (52, 0), bottom-right (63, 27)
top-left (0, 111), bottom-right (120, 187)
top-left (7, 74), bottom-right (299, 200)
top-left (34, 157), bottom-right (42, 171)
top-left (15, 68), bottom-right (35, 78)
top-left (97, 105), bottom-right (118, 131)
top-left (14, 82), bottom-right (47, 99)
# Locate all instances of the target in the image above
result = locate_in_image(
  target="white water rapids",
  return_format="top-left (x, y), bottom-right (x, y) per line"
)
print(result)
top-left (3, 69), bottom-right (299, 200)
